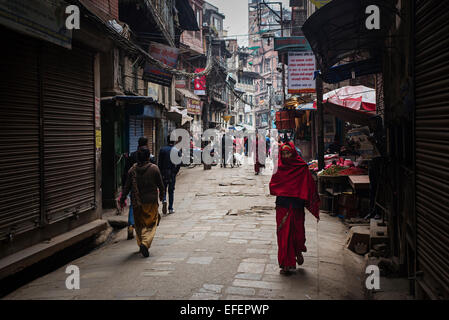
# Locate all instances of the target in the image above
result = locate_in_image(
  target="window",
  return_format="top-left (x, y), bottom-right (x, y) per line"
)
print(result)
top-left (265, 59), bottom-right (271, 73)
top-left (196, 9), bottom-right (201, 26)
top-left (196, 9), bottom-right (201, 39)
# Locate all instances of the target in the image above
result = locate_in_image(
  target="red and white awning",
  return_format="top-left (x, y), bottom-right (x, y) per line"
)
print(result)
top-left (313, 85), bottom-right (376, 113)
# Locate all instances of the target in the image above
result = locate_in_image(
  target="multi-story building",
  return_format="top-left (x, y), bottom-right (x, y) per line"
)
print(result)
top-left (177, 0), bottom-right (206, 135)
top-left (248, 0), bottom-right (291, 129)
top-left (227, 42), bottom-right (259, 131)
top-left (203, 2), bottom-right (231, 131)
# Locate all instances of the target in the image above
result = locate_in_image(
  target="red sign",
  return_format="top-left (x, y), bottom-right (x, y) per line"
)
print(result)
top-left (194, 68), bottom-right (206, 96)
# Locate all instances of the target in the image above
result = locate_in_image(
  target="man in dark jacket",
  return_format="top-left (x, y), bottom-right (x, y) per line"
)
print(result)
top-left (158, 135), bottom-right (181, 214)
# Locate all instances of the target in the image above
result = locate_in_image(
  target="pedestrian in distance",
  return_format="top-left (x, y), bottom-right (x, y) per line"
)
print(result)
top-left (269, 141), bottom-right (320, 275)
top-left (221, 133), bottom-right (228, 168)
top-left (158, 134), bottom-right (181, 214)
top-left (266, 134), bottom-right (271, 157)
top-left (122, 137), bottom-right (156, 240)
top-left (120, 146), bottom-right (165, 258)
top-left (254, 131), bottom-right (266, 175)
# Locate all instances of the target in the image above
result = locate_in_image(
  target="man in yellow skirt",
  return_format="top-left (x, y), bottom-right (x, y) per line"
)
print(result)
top-left (121, 146), bottom-right (165, 257)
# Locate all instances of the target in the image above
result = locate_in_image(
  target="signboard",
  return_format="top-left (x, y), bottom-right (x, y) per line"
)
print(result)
top-left (187, 98), bottom-right (202, 115)
top-left (0, 0), bottom-right (72, 49)
top-left (274, 37), bottom-right (311, 52)
top-left (175, 75), bottom-right (186, 89)
top-left (147, 82), bottom-right (160, 101)
top-left (194, 68), bottom-right (206, 95)
top-left (143, 42), bottom-right (179, 87)
top-left (288, 51), bottom-right (316, 94)
top-left (309, 0), bottom-right (332, 9)
top-left (95, 130), bottom-right (102, 149)
top-left (95, 97), bottom-right (101, 128)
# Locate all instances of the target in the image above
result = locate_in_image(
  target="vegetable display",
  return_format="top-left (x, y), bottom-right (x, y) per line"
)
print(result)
top-left (319, 165), bottom-right (348, 176)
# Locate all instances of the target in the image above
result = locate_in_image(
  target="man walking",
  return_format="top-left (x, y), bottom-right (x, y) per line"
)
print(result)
top-left (158, 134), bottom-right (181, 214)
top-left (122, 137), bottom-right (150, 240)
top-left (120, 146), bottom-right (165, 258)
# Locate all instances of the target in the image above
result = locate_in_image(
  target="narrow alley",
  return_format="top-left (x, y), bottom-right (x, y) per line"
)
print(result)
top-left (4, 161), bottom-right (365, 300)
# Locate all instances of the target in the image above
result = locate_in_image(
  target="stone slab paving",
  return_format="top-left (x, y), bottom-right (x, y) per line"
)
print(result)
top-left (3, 159), bottom-right (365, 300)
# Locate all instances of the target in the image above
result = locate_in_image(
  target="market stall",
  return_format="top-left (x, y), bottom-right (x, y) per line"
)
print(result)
top-left (306, 86), bottom-right (378, 219)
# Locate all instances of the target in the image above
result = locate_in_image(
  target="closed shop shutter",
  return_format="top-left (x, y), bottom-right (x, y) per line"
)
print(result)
top-left (144, 118), bottom-right (155, 155)
top-left (42, 45), bottom-right (96, 223)
top-left (129, 115), bottom-right (144, 153)
top-left (0, 30), bottom-right (41, 239)
top-left (415, 0), bottom-right (449, 298)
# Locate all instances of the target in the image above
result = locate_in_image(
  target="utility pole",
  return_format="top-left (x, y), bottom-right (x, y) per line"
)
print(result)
top-left (316, 73), bottom-right (324, 170)
top-left (267, 82), bottom-right (272, 129)
top-left (203, 34), bottom-right (211, 132)
top-left (280, 3), bottom-right (286, 106)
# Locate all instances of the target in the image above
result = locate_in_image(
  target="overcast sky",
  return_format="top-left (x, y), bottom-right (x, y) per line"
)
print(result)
top-left (206, 0), bottom-right (291, 47)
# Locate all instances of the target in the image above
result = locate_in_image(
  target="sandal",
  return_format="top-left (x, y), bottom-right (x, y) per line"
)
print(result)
top-left (280, 266), bottom-right (295, 275)
top-left (280, 269), bottom-right (291, 275)
top-left (296, 253), bottom-right (304, 266)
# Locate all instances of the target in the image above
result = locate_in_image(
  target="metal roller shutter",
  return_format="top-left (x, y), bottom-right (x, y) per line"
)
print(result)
top-left (0, 30), bottom-right (41, 239)
top-left (129, 115), bottom-right (144, 153)
top-left (415, 0), bottom-right (449, 298)
top-left (42, 45), bottom-right (96, 223)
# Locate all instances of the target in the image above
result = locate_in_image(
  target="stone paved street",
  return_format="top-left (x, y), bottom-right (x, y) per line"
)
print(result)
top-left (4, 159), bottom-right (365, 300)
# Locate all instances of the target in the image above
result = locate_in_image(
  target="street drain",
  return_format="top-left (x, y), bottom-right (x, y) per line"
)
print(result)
top-left (227, 209), bottom-right (273, 216)
top-left (251, 206), bottom-right (275, 211)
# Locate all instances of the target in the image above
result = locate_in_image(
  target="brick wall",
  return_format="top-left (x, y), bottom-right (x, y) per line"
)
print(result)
top-left (83, 0), bottom-right (119, 20)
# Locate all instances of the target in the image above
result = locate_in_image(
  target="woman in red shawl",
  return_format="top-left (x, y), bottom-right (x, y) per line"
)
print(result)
top-left (269, 141), bottom-right (320, 275)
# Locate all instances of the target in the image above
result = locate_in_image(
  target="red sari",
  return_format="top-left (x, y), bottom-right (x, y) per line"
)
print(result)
top-left (269, 142), bottom-right (320, 269)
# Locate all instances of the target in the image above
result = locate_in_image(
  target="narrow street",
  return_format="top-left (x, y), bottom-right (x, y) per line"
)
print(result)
top-left (4, 160), bottom-right (365, 300)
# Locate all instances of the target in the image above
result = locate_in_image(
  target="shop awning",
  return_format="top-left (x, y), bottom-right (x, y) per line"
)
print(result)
top-left (321, 58), bottom-right (382, 84)
top-left (176, 88), bottom-right (201, 102)
top-left (240, 70), bottom-right (263, 79)
top-left (302, 0), bottom-right (395, 72)
top-left (168, 106), bottom-right (193, 126)
top-left (297, 102), bottom-right (316, 111)
top-left (311, 86), bottom-right (377, 125)
top-left (101, 95), bottom-right (163, 118)
top-left (316, 86), bottom-right (376, 112)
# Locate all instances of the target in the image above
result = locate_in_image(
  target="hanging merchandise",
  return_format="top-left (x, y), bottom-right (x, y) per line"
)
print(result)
top-left (276, 110), bottom-right (296, 130)
top-left (276, 97), bottom-right (301, 130)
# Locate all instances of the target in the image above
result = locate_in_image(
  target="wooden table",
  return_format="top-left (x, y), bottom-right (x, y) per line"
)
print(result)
top-left (348, 175), bottom-right (370, 191)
